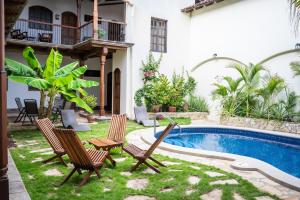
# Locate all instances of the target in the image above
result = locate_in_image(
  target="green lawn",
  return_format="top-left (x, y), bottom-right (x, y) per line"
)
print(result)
top-left (10, 118), bottom-right (278, 200)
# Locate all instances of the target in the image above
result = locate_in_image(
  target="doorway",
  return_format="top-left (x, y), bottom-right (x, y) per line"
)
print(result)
top-left (106, 72), bottom-right (112, 112)
top-left (61, 12), bottom-right (77, 45)
top-left (113, 68), bottom-right (120, 114)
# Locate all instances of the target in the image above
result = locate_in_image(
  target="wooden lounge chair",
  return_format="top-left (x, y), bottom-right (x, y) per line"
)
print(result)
top-left (88, 114), bottom-right (127, 153)
top-left (123, 123), bottom-right (176, 173)
top-left (53, 128), bottom-right (111, 187)
top-left (36, 118), bottom-right (67, 166)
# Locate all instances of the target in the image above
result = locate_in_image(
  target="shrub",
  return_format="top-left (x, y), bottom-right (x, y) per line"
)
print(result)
top-left (188, 95), bottom-right (209, 112)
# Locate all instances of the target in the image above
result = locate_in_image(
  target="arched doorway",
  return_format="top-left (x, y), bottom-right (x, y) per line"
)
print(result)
top-left (106, 72), bottom-right (112, 112)
top-left (61, 12), bottom-right (77, 45)
top-left (113, 68), bottom-right (121, 114)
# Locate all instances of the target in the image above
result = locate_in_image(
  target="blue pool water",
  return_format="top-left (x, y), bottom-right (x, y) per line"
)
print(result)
top-left (156, 127), bottom-right (300, 178)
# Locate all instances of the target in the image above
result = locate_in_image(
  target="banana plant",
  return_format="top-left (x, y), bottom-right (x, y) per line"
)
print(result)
top-left (5, 47), bottom-right (98, 118)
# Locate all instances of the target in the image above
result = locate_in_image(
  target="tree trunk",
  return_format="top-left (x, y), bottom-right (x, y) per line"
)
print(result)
top-left (38, 90), bottom-right (46, 118)
top-left (46, 94), bottom-right (55, 119)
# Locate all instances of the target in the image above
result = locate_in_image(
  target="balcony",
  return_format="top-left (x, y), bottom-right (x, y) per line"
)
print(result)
top-left (9, 18), bottom-right (127, 46)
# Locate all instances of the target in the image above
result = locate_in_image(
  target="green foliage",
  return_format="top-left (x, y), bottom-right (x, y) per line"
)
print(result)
top-left (290, 61), bottom-right (300, 77)
top-left (5, 47), bottom-right (99, 117)
top-left (97, 29), bottom-right (106, 39)
top-left (188, 95), bottom-right (209, 112)
top-left (141, 52), bottom-right (162, 82)
top-left (134, 88), bottom-right (145, 106)
top-left (83, 95), bottom-right (98, 111)
top-left (212, 63), bottom-right (299, 122)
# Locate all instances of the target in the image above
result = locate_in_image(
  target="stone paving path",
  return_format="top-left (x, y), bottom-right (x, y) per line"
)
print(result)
top-left (7, 152), bottom-right (31, 200)
top-left (126, 122), bottom-right (300, 199)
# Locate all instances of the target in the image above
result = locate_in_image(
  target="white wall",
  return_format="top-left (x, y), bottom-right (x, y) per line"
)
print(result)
top-left (126, 0), bottom-right (193, 118)
top-left (188, 0), bottom-right (300, 111)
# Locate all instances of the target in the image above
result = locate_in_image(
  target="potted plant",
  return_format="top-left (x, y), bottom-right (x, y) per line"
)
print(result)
top-left (83, 95), bottom-right (97, 123)
top-left (97, 29), bottom-right (106, 39)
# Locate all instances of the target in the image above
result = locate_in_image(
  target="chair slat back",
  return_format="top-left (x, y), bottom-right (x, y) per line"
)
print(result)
top-left (107, 114), bottom-right (127, 142)
top-left (144, 123), bottom-right (176, 158)
top-left (36, 118), bottom-right (64, 152)
top-left (15, 97), bottom-right (23, 111)
top-left (53, 128), bottom-right (92, 168)
top-left (24, 99), bottom-right (38, 115)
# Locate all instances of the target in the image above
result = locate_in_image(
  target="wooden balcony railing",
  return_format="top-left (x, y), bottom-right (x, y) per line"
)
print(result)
top-left (10, 18), bottom-right (127, 45)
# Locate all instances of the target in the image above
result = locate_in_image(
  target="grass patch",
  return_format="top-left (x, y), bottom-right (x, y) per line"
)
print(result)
top-left (10, 118), bottom-right (278, 200)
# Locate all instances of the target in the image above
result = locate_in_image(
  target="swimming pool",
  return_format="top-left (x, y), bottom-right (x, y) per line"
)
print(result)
top-left (156, 127), bottom-right (300, 179)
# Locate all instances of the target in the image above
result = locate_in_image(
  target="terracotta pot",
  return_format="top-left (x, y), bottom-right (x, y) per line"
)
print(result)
top-left (86, 114), bottom-right (95, 123)
top-left (152, 105), bottom-right (161, 113)
top-left (168, 106), bottom-right (176, 112)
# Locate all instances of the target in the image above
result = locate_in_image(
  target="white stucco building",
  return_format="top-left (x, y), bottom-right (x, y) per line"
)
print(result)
top-left (5, 0), bottom-right (300, 118)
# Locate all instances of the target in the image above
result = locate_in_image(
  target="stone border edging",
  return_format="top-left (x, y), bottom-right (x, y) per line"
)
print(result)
top-left (134, 125), bottom-right (300, 192)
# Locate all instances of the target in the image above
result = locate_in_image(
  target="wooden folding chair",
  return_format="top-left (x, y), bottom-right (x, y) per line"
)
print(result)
top-left (123, 123), bottom-right (176, 173)
top-left (89, 114), bottom-right (127, 154)
top-left (36, 118), bottom-right (67, 166)
top-left (53, 128), bottom-right (110, 187)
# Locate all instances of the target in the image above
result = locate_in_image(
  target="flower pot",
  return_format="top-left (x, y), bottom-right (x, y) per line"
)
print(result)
top-left (183, 103), bottom-right (189, 112)
top-left (168, 106), bottom-right (176, 112)
top-left (152, 105), bottom-right (161, 113)
top-left (86, 114), bottom-right (95, 123)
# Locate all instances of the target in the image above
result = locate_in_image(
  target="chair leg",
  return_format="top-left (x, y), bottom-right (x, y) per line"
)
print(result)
top-left (58, 156), bottom-right (67, 167)
top-left (149, 156), bottom-right (166, 167)
top-left (106, 154), bottom-right (116, 167)
top-left (130, 160), bottom-right (143, 172)
top-left (94, 168), bottom-right (101, 178)
top-left (42, 155), bottom-right (59, 164)
top-left (144, 160), bottom-right (161, 173)
top-left (14, 112), bottom-right (22, 123)
top-left (79, 170), bottom-right (94, 187)
top-left (59, 168), bottom-right (77, 186)
top-left (77, 169), bottom-right (82, 175)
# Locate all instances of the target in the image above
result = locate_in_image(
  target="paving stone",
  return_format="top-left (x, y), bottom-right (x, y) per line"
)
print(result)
top-left (40, 151), bottom-right (54, 155)
top-left (168, 169), bottom-right (183, 172)
top-left (201, 189), bottom-right (223, 200)
top-left (185, 189), bottom-right (196, 195)
top-left (204, 171), bottom-right (224, 177)
top-left (124, 195), bottom-right (155, 200)
top-left (162, 177), bottom-right (174, 182)
top-left (162, 161), bottom-right (181, 166)
top-left (188, 176), bottom-right (200, 185)
top-left (234, 193), bottom-right (245, 200)
top-left (30, 148), bottom-right (52, 153)
top-left (19, 154), bottom-right (25, 159)
top-left (31, 157), bottom-right (43, 163)
top-left (143, 168), bottom-right (156, 174)
top-left (43, 169), bottom-right (63, 176)
top-left (114, 158), bottom-right (126, 163)
top-left (210, 179), bottom-right (238, 185)
top-left (255, 196), bottom-right (275, 200)
top-left (120, 172), bottom-right (132, 177)
top-left (160, 186), bottom-right (174, 193)
top-left (28, 174), bottom-right (34, 180)
top-left (18, 142), bottom-right (39, 148)
top-left (190, 166), bottom-right (201, 170)
top-left (126, 179), bottom-right (149, 190)
top-left (261, 185), bottom-right (283, 196)
top-left (103, 188), bottom-right (111, 192)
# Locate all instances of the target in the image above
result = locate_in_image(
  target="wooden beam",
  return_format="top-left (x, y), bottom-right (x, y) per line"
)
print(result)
top-left (93, 0), bottom-right (99, 40)
top-left (0, 0), bottom-right (9, 199)
top-left (99, 47), bottom-right (108, 116)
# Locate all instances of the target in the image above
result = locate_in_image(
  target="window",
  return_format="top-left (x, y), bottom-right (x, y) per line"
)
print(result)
top-left (151, 18), bottom-right (167, 53)
top-left (29, 6), bottom-right (53, 31)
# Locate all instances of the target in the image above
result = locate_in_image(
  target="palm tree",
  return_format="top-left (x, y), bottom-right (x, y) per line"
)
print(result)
top-left (228, 63), bottom-right (265, 116)
top-left (5, 47), bottom-right (98, 118)
top-left (290, 61), bottom-right (300, 77)
top-left (289, 0), bottom-right (300, 33)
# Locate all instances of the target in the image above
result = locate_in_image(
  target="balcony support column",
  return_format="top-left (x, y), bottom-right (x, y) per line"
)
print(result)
top-left (93, 0), bottom-right (98, 40)
top-left (0, 0), bottom-right (9, 199)
top-left (99, 47), bottom-right (108, 116)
